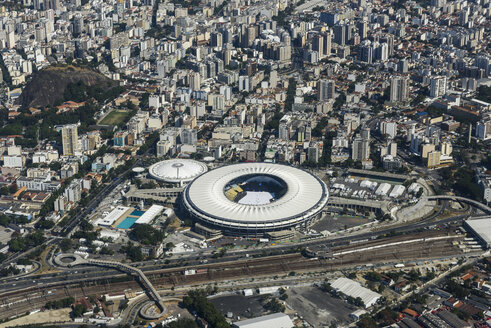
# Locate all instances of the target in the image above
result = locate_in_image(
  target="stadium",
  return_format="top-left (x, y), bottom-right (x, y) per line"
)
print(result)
top-left (182, 163), bottom-right (329, 236)
top-left (148, 159), bottom-right (208, 185)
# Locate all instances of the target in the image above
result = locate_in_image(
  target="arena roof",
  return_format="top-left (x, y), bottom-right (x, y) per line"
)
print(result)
top-left (183, 163), bottom-right (329, 230)
top-left (148, 159), bottom-right (208, 183)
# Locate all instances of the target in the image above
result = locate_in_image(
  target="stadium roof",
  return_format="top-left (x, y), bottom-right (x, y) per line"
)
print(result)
top-left (148, 159), bottom-right (208, 183)
top-left (184, 163), bottom-right (329, 227)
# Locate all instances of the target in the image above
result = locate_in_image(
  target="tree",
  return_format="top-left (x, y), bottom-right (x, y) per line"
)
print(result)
top-left (163, 318), bottom-right (198, 328)
top-left (60, 238), bottom-right (72, 252)
top-left (182, 290), bottom-right (228, 328)
top-left (72, 304), bottom-right (87, 317)
top-left (264, 297), bottom-right (285, 313)
top-left (357, 314), bottom-right (377, 328)
top-left (131, 224), bottom-right (164, 245)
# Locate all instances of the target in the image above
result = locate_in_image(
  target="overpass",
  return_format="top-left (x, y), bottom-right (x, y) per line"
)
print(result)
top-left (87, 258), bottom-right (165, 313)
top-left (425, 195), bottom-right (491, 214)
top-left (54, 254), bottom-right (165, 314)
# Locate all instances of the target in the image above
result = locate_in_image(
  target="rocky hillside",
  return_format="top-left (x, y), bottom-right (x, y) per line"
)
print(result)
top-left (17, 65), bottom-right (117, 108)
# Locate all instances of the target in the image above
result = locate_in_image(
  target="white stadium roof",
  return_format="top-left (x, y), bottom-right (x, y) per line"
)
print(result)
top-left (183, 163), bottom-right (329, 231)
top-left (148, 159), bottom-right (208, 183)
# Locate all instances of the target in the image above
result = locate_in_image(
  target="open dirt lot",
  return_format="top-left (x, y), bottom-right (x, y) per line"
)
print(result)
top-left (0, 308), bottom-right (71, 327)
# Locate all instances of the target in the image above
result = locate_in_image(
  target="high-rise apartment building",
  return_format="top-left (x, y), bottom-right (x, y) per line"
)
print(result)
top-left (390, 76), bottom-right (409, 102)
top-left (62, 124), bottom-right (79, 156)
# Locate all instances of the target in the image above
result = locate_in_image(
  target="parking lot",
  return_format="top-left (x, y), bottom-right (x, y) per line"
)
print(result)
top-left (311, 214), bottom-right (373, 234)
top-left (0, 228), bottom-right (13, 245)
top-left (286, 286), bottom-right (357, 327)
top-left (210, 294), bottom-right (266, 321)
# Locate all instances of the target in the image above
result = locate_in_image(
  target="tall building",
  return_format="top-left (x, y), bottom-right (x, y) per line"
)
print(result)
top-left (312, 35), bottom-right (324, 59)
top-left (359, 44), bottom-right (373, 64)
top-left (211, 32), bottom-right (223, 49)
top-left (323, 33), bottom-right (332, 57)
top-left (379, 120), bottom-right (397, 138)
top-left (357, 21), bottom-right (367, 39)
top-left (390, 76), bottom-right (409, 102)
top-left (376, 43), bottom-right (388, 61)
top-left (318, 79), bottom-right (335, 101)
top-left (189, 72), bottom-right (201, 90)
top-left (426, 150), bottom-right (441, 168)
top-left (333, 24), bottom-right (346, 46)
top-left (181, 129), bottom-right (198, 145)
top-left (279, 123), bottom-right (289, 140)
top-left (398, 58), bottom-right (409, 73)
top-left (352, 136), bottom-right (370, 161)
top-left (62, 124), bottom-right (79, 156)
top-left (73, 14), bottom-right (84, 35)
top-left (430, 76), bottom-right (447, 98)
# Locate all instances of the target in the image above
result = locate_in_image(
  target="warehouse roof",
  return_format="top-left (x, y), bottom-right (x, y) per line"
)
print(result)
top-left (135, 205), bottom-right (164, 224)
top-left (330, 277), bottom-right (381, 308)
top-left (464, 217), bottom-right (491, 248)
top-left (232, 313), bottom-right (293, 328)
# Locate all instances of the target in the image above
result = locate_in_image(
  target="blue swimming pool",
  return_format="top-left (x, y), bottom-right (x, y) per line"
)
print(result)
top-left (130, 210), bottom-right (145, 217)
top-left (117, 217), bottom-right (138, 229)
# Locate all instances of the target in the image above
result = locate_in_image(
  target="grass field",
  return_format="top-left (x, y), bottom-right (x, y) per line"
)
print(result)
top-left (99, 110), bottom-right (130, 126)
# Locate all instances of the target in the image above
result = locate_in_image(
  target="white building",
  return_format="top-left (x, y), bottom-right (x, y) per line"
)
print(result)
top-left (330, 277), bottom-right (381, 308)
top-left (232, 313), bottom-right (293, 328)
top-left (430, 76), bottom-right (447, 98)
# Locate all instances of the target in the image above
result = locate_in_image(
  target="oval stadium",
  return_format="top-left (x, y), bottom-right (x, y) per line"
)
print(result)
top-left (182, 163), bottom-right (329, 235)
top-left (148, 159), bottom-right (208, 184)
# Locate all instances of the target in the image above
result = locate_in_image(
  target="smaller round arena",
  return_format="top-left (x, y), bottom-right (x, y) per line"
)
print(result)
top-left (148, 159), bottom-right (208, 184)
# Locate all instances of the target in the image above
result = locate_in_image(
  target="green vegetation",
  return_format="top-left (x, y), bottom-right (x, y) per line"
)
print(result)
top-left (263, 297), bottom-right (285, 313)
top-left (453, 167), bottom-right (483, 201)
top-left (121, 243), bottom-right (144, 262)
top-left (63, 80), bottom-right (125, 104)
top-left (182, 289), bottom-right (228, 328)
top-left (8, 230), bottom-right (45, 252)
top-left (146, 25), bottom-right (173, 39)
top-left (0, 54), bottom-right (12, 87)
top-left (137, 131), bottom-right (159, 155)
top-left (0, 213), bottom-right (29, 227)
top-left (60, 238), bottom-right (73, 252)
top-left (426, 105), bottom-right (446, 118)
top-left (333, 93), bottom-right (346, 110)
top-left (476, 85), bottom-right (491, 103)
top-left (163, 318), bottom-right (198, 328)
top-left (131, 224), bottom-right (165, 245)
top-left (312, 117), bottom-right (328, 138)
top-left (45, 297), bottom-right (75, 310)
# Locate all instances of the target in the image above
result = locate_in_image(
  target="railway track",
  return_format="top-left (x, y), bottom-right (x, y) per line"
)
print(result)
top-left (0, 232), bottom-right (469, 320)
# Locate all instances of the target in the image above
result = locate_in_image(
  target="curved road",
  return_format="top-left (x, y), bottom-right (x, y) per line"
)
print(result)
top-left (425, 195), bottom-right (491, 214)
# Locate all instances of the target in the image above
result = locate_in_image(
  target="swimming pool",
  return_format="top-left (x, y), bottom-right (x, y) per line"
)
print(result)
top-left (130, 210), bottom-right (145, 217)
top-left (117, 217), bottom-right (138, 229)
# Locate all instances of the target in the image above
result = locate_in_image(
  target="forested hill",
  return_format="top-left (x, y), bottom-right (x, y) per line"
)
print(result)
top-left (16, 65), bottom-right (117, 108)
